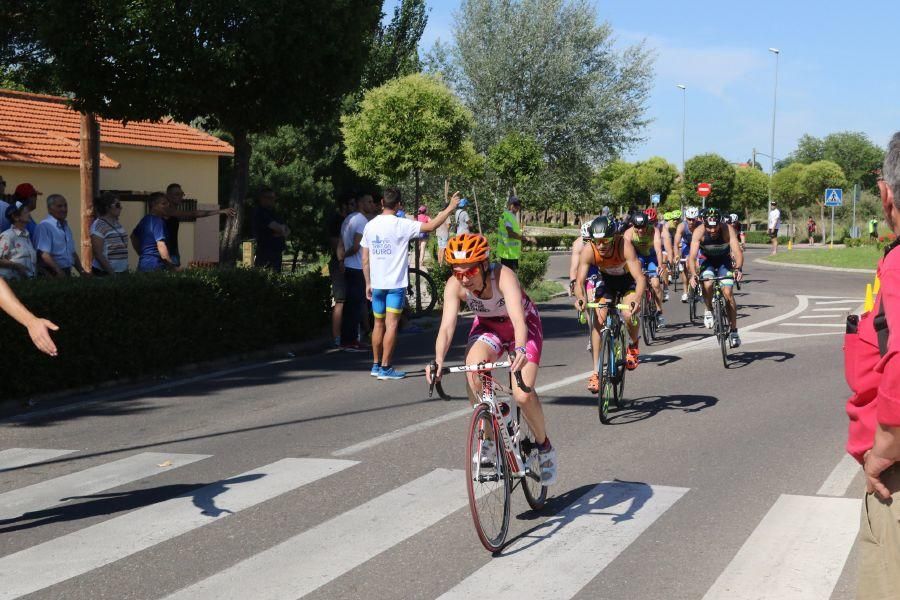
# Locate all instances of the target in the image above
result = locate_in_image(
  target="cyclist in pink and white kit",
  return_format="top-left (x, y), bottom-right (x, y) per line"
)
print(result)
top-left (426, 233), bottom-right (557, 485)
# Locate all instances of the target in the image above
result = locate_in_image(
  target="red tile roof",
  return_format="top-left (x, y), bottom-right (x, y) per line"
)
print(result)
top-left (0, 89), bottom-right (234, 169)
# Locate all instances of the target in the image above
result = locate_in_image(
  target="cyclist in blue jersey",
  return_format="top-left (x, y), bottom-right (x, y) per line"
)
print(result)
top-left (622, 211), bottom-right (667, 327)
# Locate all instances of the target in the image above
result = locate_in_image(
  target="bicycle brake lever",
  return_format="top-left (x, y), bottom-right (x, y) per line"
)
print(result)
top-left (507, 352), bottom-right (533, 393)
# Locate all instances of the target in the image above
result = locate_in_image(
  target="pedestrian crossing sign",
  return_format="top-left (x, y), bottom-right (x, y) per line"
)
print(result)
top-left (824, 188), bottom-right (843, 207)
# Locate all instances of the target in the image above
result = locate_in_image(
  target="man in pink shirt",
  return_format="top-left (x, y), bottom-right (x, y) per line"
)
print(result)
top-left (845, 131), bottom-right (900, 599)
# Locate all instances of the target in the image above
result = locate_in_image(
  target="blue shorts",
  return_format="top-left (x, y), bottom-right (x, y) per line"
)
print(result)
top-left (638, 254), bottom-right (658, 277)
top-left (371, 288), bottom-right (405, 318)
top-left (700, 259), bottom-right (734, 286)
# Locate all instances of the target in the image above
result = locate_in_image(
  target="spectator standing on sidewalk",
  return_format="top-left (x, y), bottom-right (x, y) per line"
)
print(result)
top-left (415, 205), bottom-right (430, 270)
top-left (436, 199), bottom-right (450, 265)
top-left (252, 187), bottom-right (289, 272)
top-left (328, 194), bottom-right (355, 347)
top-left (845, 131), bottom-right (900, 600)
top-left (132, 192), bottom-right (177, 272)
top-left (90, 193), bottom-right (129, 275)
top-left (34, 194), bottom-right (90, 278)
top-left (11, 183), bottom-right (41, 238)
top-left (767, 201), bottom-right (781, 255)
top-left (0, 200), bottom-right (37, 280)
top-left (0, 278), bottom-right (58, 356)
top-left (806, 216), bottom-right (817, 246)
top-left (163, 183), bottom-right (235, 267)
top-left (361, 188), bottom-right (459, 380)
top-left (497, 196), bottom-right (533, 272)
top-left (870, 217), bottom-right (880, 240)
top-left (339, 193), bottom-right (376, 351)
top-left (455, 198), bottom-right (471, 235)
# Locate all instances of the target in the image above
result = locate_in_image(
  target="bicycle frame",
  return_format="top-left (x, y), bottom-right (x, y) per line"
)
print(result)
top-left (429, 360), bottom-right (533, 478)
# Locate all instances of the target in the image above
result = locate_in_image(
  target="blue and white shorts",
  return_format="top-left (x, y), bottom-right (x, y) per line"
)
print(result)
top-left (371, 288), bottom-right (405, 318)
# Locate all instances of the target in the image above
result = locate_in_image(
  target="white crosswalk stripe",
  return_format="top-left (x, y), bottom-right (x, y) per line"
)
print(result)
top-left (437, 481), bottom-right (689, 599)
top-left (0, 448), bottom-right (76, 472)
top-left (162, 468), bottom-right (472, 600)
top-left (0, 457), bottom-right (357, 600)
top-left (0, 452), bottom-right (210, 522)
top-left (702, 494), bottom-right (860, 600)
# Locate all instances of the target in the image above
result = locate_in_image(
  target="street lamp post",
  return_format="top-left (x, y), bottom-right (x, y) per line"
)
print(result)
top-left (677, 84), bottom-right (686, 212)
top-left (767, 48), bottom-right (780, 216)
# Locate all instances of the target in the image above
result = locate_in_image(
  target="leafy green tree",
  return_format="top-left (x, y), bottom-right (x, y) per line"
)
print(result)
top-left (779, 131), bottom-right (883, 189)
top-left (771, 162), bottom-right (807, 233)
top-left (634, 157), bottom-right (679, 205)
top-left (342, 73), bottom-right (474, 204)
top-left (797, 160), bottom-right (847, 236)
top-left (361, 0), bottom-right (427, 92)
top-left (732, 166), bottom-right (769, 221)
top-left (488, 133), bottom-right (544, 197)
top-left (684, 153), bottom-right (736, 210)
top-left (429, 0), bottom-right (653, 214)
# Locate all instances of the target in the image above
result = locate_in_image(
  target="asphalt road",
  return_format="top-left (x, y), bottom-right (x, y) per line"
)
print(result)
top-left (0, 249), bottom-right (874, 600)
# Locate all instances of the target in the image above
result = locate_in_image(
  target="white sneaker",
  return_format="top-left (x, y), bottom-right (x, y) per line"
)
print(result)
top-left (473, 439), bottom-right (497, 467)
top-left (730, 331), bottom-right (741, 348)
top-left (703, 310), bottom-right (714, 329)
top-left (681, 292), bottom-right (688, 303)
top-left (539, 446), bottom-right (558, 486)
top-left (664, 291), bottom-right (670, 302)
top-left (657, 314), bottom-right (667, 328)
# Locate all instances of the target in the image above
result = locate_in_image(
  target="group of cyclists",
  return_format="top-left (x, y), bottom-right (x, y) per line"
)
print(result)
top-left (424, 204), bottom-right (746, 489)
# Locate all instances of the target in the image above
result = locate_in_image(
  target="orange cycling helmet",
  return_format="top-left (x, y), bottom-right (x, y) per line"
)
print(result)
top-left (445, 233), bottom-right (490, 264)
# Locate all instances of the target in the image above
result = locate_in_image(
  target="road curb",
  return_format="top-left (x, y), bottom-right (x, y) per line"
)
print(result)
top-left (755, 257), bottom-right (876, 274)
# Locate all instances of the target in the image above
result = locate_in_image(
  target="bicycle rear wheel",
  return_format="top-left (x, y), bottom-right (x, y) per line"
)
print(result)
top-left (597, 330), bottom-right (614, 424)
top-left (406, 267), bottom-right (437, 318)
top-left (640, 299), bottom-right (652, 346)
top-left (517, 407), bottom-right (547, 509)
top-left (466, 405), bottom-right (511, 552)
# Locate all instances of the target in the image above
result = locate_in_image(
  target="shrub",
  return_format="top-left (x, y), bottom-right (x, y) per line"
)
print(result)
top-left (530, 234), bottom-right (576, 250)
top-left (1, 269), bottom-right (330, 400)
top-left (517, 251), bottom-right (550, 290)
top-left (744, 231), bottom-right (790, 245)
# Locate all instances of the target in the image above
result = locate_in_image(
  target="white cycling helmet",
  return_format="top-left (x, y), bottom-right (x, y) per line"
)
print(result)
top-left (580, 220), bottom-right (593, 240)
top-left (684, 206), bottom-right (699, 219)
top-left (729, 213), bottom-right (739, 223)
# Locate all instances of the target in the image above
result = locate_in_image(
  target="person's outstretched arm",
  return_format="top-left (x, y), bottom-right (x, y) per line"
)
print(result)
top-left (0, 279), bottom-right (59, 356)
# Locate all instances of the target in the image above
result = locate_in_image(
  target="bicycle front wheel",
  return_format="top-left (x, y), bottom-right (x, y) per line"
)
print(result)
top-left (466, 405), bottom-right (511, 552)
top-left (406, 268), bottom-right (437, 318)
top-left (614, 323), bottom-right (629, 409)
top-left (517, 407), bottom-right (547, 509)
top-left (713, 298), bottom-right (729, 368)
top-left (597, 331), bottom-right (614, 424)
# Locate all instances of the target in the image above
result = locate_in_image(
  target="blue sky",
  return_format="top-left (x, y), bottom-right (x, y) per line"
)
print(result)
top-left (386, 0), bottom-right (900, 172)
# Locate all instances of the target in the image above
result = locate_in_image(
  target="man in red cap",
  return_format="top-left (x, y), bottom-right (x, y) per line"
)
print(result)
top-left (12, 183), bottom-right (42, 239)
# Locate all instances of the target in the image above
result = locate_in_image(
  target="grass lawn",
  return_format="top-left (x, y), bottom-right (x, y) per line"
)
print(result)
top-left (764, 246), bottom-right (880, 270)
top-left (527, 280), bottom-right (566, 302)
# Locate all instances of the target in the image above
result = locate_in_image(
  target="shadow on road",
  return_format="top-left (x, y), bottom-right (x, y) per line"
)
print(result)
top-left (727, 350), bottom-right (795, 369)
top-left (502, 479), bottom-right (654, 556)
top-left (0, 473), bottom-right (264, 533)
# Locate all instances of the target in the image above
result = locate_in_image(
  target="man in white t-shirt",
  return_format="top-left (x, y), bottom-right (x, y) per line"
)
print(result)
top-left (361, 187), bottom-right (460, 380)
top-left (455, 198), bottom-right (471, 235)
top-left (338, 193), bottom-right (377, 351)
top-left (767, 201), bottom-right (781, 255)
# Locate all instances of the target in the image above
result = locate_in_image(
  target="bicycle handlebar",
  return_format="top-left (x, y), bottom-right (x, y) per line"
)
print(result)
top-left (585, 301), bottom-right (632, 311)
top-left (426, 357), bottom-right (532, 395)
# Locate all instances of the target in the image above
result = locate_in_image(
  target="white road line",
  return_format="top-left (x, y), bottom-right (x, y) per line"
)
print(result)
top-left (814, 299), bottom-right (863, 305)
top-left (163, 468), bottom-right (472, 600)
top-left (0, 457), bottom-right (357, 600)
top-left (798, 314), bottom-right (842, 319)
top-left (702, 494), bottom-right (859, 600)
top-left (437, 482), bottom-right (689, 600)
top-left (0, 448), bottom-right (76, 472)
top-left (812, 307), bottom-right (853, 311)
top-left (332, 371), bottom-right (594, 457)
top-left (778, 323), bottom-right (845, 328)
top-left (0, 452), bottom-right (210, 521)
top-left (817, 454), bottom-right (861, 497)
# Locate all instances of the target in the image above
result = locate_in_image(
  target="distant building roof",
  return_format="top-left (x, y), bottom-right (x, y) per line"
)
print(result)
top-left (0, 89), bottom-right (234, 169)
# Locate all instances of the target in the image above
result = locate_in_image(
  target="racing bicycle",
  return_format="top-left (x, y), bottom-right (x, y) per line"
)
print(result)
top-left (698, 275), bottom-right (737, 368)
top-left (428, 357), bottom-right (547, 552)
top-left (585, 299), bottom-right (632, 424)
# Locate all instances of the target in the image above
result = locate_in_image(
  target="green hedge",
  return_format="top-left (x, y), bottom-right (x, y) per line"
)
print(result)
top-left (1, 269), bottom-right (330, 400)
top-left (531, 234), bottom-right (576, 250)
top-left (744, 231), bottom-right (791, 245)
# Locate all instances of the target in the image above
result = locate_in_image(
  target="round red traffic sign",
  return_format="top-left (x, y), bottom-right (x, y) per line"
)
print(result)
top-left (697, 182), bottom-right (711, 198)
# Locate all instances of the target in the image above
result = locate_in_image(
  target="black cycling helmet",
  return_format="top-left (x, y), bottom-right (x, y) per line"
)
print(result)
top-left (589, 216), bottom-right (614, 240)
top-left (631, 212), bottom-right (649, 228)
top-left (705, 207), bottom-right (721, 226)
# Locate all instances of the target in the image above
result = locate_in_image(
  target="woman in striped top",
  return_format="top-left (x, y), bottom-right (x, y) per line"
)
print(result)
top-left (90, 193), bottom-right (130, 275)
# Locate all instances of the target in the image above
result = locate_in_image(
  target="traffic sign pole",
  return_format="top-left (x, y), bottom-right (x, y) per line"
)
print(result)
top-left (830, 205), bottom-right (835, 248)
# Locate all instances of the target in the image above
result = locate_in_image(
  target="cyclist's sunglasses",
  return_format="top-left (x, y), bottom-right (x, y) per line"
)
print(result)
top-left (591, 236), bottom-right (614, 244)
top-left (452, 265), bottom-right (480, 280)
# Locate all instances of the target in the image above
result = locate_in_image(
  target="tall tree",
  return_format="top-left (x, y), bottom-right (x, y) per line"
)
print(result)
top-left (362, 0), bottom-right (428, 91)
top-left (684, 153), bottom-right (736, 210)
top-left (779, 131), bottom-right (882, 189)
top-left (634, 157), bottom-right (679, 205)
top-left (429, 0), bottom-right (653, 211)
top-left (341, 73), bottom-right (474, 203)
top-left (488, 132), bottom-right (544, 197)
top-left (731, 166), bottom-right (769, 221)
top-left (771, 162), bottom-right (807, 234)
